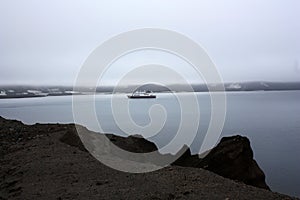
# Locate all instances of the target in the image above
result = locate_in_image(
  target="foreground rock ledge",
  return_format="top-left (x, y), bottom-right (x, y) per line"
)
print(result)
top-left (0, 116), bottom-right (298, 200)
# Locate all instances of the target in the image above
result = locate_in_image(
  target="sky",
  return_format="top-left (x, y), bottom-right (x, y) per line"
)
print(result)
top-left (0, 0), bottom-right (299, 85)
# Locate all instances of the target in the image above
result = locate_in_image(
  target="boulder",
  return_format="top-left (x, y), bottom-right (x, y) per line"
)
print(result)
top-left (194, 135), bottom-right (270, 190)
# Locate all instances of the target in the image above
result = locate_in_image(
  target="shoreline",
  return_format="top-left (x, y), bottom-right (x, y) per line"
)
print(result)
top-left (1, 89), bottom-right (300, 100)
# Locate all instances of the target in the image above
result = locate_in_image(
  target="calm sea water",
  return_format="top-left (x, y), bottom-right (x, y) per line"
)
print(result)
top-left (0, 91), bottom-right (299, 197)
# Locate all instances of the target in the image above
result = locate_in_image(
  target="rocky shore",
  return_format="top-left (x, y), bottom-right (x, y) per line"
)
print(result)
top-left (0, 116), bottom-right (298, 199)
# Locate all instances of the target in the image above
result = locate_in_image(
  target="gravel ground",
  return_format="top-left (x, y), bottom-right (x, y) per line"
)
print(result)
top-left (0, 116), bottom-right (298, 200)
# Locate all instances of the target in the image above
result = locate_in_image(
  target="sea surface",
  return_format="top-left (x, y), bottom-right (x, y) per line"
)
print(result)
top-left (0, 91), bottom-right (299, 197)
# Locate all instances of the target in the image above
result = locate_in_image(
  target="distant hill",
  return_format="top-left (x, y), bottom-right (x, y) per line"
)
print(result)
top-left (187, 82), bottom-right (300, 92)
top-left (133, 83), bottom-right (172, 93)
top-left (1, 82), bottom-right (300, 98)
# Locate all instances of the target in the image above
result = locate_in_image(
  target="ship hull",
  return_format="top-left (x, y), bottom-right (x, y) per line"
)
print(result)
top-left (127, 95), bottom-right (156, 99)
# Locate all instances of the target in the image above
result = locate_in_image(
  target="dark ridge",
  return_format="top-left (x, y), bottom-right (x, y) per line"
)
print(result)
top-left (1, 117), bottom-right (297, 199)
top-left (196, 135), bottom-right (270, 190)
top-left (58, 128), bottom-right (269, 190)
top-left (106, 134), bottom-right (158, 153)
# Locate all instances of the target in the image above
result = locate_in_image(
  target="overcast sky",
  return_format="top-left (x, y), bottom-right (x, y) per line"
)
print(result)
top-left (0, 0), bottom-right (299, 85)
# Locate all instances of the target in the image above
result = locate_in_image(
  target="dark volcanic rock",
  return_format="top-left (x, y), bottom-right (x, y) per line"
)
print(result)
top-left (166, 136), bottom-right (269, 190)
top-left (195, 135), bottom-right (270, 190)
top-left (59, 129), bottom-right (269, 190)
top-left (172, 145), bottom-right (200, 167)
top-left (59, 128), bottom-right (87, 152)
top-left (1, 117), bottom-right (297, 199)
top-left (60, 130), bottom-right (157, 153)
top-left (106, 134), bottom-right (158, 153)
top-left (171, 135), bottom-right (270, 190)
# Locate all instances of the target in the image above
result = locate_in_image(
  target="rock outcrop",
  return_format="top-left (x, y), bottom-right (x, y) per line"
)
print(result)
top-left (170, 135), bottom-right (270, 190)
top-left (195, 135), bottom-right (270, 190)
top-left (169, 135), bottom-right (270, 190)
top-left (59, 129), bottom-right (269, 190)
top-left (1, 117), bottom-right (297, 199)
top-left (106, 134), bottom-right (158, 153)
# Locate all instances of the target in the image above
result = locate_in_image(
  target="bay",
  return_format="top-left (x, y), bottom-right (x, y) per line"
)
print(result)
top-left (0, 91), bottom-right (299, 197)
